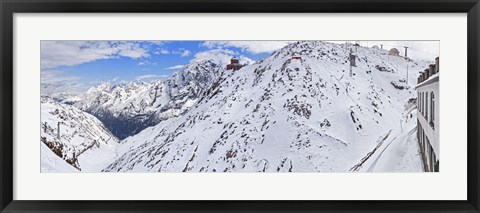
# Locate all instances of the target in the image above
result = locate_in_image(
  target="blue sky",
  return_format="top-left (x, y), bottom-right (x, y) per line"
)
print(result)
top-left (40, 41), bottom-right (280, 94)
top-left (41, 40), bottom-right (439, 94)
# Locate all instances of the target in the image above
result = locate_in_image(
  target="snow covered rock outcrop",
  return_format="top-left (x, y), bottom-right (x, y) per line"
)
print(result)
top-left (74, 60), bottom-right (223, 139)
top-left (103, 41), bottom-right (431, 172)
top-left (41, 96), bottom-right (119, 172)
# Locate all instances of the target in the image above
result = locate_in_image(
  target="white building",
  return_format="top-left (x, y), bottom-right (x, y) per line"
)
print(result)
top-left (416, 57), bottom-right (439, 172)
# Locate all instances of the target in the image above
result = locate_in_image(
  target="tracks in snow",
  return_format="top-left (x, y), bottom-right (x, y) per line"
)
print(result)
top-left (349, 129), bottom-right (393, 172)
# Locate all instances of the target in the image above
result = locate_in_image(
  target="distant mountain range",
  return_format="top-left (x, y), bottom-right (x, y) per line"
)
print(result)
top-left (73, 60), bottom-right (223, 139)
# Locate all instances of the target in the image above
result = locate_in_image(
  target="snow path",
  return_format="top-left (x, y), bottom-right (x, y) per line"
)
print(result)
top-left (366, 135), bottom-right (399, 172)
top-left (357, 119), bottom-right (423, 172)
top-left (349, 103), bottom-right (423, 173)
top-left (349, 130), bottom-right (393, 172)
top-left (367, 126), bottom-right (423, 172)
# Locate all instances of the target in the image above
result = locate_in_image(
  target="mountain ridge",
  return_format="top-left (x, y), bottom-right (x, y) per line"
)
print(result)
top-left (101, 41), bottom-right (431, 172)
top-left (73, 60), bottom-right (224, 139)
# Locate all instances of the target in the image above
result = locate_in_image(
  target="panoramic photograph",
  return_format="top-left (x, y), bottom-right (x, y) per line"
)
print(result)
top-left (40, 40), bottom-right (439, 173)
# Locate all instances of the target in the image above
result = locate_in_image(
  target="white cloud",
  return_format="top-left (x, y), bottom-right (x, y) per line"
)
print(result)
top-left (154, 48), bottom-right (194, 58)
top-left (192, 49), bottom-right (254, 66)
top-left (41, 70), bottom-right (78, 84)
top-left (154, 48), bottom-right (170, 55)
top-left (137, 60), bottom-right (158, 66)
top-left (115, 42), bottom-right (149, 58)
top-left (165, 65), bottom-right (185, 70)
top-left (155, 48), bottom-right (192, 57)
top-left (202, 41), bottom-right (293, 54)
top-left (239, 55), bottom-right (255, 65)
top-left (41, 41), bottom-right (150, 69)
top-left (148, 41), bottom-right (166, 46)
top-left (41, 70), bottom-right (86, 94)
top-left (192, 49), bottom-right (232, 65)
top-left (135, 74), bottom-right (169, 81)
top-left (180, 50), bottom-right (191, 57)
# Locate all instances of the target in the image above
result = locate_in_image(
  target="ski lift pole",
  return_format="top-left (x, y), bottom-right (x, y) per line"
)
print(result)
top-left (57, 122), bottom-right (61, 139)
top-left (349, 49), bottom-right (353, 77)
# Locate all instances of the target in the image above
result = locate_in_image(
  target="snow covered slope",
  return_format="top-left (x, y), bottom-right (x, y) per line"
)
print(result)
top-left (41, 142), bottom-right (79, 172)
top-left (74, 60), bottom-right (223, 139)
top-left (103, 41), bottom-right (430, 172)
top-left (41, 96), bottom-right (119, 172)
top-left (350, 99), bottom-right (423, 172)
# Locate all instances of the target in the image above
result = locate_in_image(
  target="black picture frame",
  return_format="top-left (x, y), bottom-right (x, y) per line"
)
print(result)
top-left (1, 0), bottom-right (479, 212)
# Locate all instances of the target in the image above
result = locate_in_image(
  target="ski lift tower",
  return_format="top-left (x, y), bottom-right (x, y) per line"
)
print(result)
top-left (349, 49), bottom-right (357, 77)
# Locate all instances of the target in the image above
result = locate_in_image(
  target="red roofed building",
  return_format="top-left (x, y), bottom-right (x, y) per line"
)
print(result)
top-left (226, 58), bottom-right (243, 71)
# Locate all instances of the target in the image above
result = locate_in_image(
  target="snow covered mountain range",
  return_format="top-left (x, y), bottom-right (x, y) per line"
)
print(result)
top-left (42, 41), bottom-right (431, 172)
top-left (73, 60), bottom-right (223, 139)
